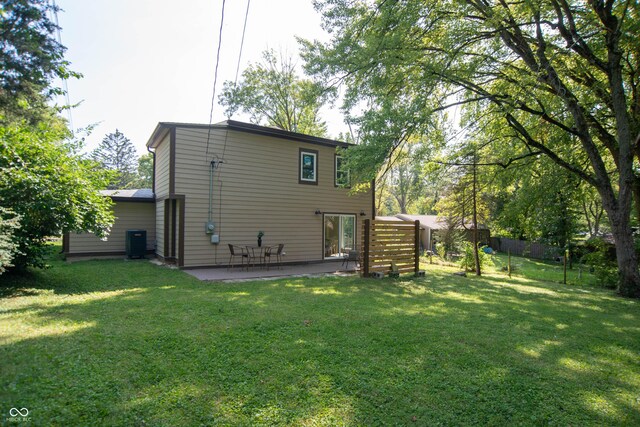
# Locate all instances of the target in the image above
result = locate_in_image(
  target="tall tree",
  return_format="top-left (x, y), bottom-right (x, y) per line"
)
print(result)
top-left (0, 0), bottom-right (80, 123)
top-left (487, 155), bottom-right (581, 247)
top-left (303, 0), bottom-right (640, 297)
top-left (435, 146), bottom-right (493, 275)
top-left (219, 49), bottom-right (331, 137)
top-left (0, 0), bottom-right (114, 272)
top-left (376, 144), bottom-right (426, 214)
top-left (91, 129), bottom-right (138, 189)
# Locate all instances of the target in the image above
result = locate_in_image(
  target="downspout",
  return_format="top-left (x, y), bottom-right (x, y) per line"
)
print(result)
top-left (209, 159), bottom-right (214, 223)
top-left (147, 146), bottom-right (156, 255)
top-left (147, 146), bottom-right (156, 195)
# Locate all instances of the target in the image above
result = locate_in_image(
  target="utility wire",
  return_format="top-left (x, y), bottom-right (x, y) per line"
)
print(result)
top-left (205, 0), bottom-right (227, 158)
top-left (222, 0), bottom-right (251, 160)
top-left (233, 0), bottom-right (251, 86)
top-left (217, 0), bottom-right (252, 244)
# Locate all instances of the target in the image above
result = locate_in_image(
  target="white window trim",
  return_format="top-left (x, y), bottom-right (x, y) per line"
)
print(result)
top-left (335, 155), bottom-right (351, 187)
top-left (300, 150), bottom-right (318, 183)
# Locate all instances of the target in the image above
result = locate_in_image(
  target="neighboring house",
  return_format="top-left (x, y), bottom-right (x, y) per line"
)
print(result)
top-left (380, 214), bottom-right (490, 251)
top-left (64, 120), bottom-right (374, 268)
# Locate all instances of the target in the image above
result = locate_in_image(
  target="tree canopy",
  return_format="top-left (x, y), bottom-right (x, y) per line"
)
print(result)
top-left (0, 0), bottom-right (80, 123)
top-left (132, 153), bottom-right (153, 189)
top-left (91, 129), bottom-right (139, 189)
top-left (219, 49), bottom-right (332, 137)
top-left (303, 0), bottom-right (640, 297)
top-left (0, 120), bottom-right (114, 270)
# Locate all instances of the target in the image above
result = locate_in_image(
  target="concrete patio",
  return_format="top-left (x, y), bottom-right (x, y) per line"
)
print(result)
top-left (184, 260), bottom-right (359, 282)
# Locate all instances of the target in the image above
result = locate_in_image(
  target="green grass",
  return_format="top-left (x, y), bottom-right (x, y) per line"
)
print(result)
top-left (1, 248), bottom-right (639, 426)
top-left (426, 252), bottom-right (597, 286)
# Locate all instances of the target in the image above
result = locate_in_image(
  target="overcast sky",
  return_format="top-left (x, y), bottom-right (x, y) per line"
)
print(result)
top-left (54, 0), bottom-right (344, 156)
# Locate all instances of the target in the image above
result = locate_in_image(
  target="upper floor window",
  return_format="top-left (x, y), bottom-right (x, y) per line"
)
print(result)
top-left (335, 154), bottom-right (351, 187)
top-left (299, 148), bottom-right (318, 185)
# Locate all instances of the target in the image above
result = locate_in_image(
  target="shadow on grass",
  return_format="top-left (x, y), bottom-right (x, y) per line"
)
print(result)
top-left (0, 256), bottom-right (188, 298)
top-left (1, 258), bottom-right (639, 425)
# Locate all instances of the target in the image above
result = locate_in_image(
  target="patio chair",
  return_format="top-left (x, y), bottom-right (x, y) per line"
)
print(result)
top-left (264, 243), bottom-right (285, 270)
top-left (342, 249), bottom-right (360, 269)
top-left (228, 244), bottom-right (248, 270)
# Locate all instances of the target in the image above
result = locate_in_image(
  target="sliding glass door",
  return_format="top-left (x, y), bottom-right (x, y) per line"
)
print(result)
top-left (324, 214), bottom-right (356, 259)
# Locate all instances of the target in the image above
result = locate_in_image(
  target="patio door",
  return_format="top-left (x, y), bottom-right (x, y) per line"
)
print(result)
top-left (324, 214), bottom-right (356, 259)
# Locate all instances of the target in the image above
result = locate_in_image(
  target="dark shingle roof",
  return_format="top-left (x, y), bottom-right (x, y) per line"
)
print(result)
top-left (146, 119), bottom-right (351, 149)
top-left (100, 189), bottom-right (154, 201)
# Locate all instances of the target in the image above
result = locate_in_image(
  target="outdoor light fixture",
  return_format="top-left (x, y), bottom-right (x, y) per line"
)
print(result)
top-left (315, 209), bottom-right (322, 215)
top-left (360, 210), bottom-right (366, 216)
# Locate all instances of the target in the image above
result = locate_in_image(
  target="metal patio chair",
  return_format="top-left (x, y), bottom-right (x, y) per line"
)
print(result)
top-left (228, 244), bottom-right (248, 270)
top-left (264, 243), bottom-right (285, 270)
top-left (342, 249), bottom-right (360, 269)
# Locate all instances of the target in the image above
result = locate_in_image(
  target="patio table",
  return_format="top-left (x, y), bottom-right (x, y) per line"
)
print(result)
top-left (245, 245), bottom-right (272, 268)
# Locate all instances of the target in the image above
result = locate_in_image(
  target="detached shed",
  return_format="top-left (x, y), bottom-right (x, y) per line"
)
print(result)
top-left (393, 214), bottom-right (491, 251)
top-left (63, 189), bottom-right (156, 258)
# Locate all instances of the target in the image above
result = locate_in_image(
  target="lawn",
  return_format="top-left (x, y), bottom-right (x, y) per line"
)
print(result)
top-left (1, 249), bottom-right (639, 426)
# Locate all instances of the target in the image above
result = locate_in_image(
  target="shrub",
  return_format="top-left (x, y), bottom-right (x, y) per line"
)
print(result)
top-left (459, 242), bottom-right (494, 272)
top-left (0, 123), bottom-right (114, 270)
top-left (434, 227), bottom-right (465, 261)
top-left (581, 238), bottom-right (618, 288)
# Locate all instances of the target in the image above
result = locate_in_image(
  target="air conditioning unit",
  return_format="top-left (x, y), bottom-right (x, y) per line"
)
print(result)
top-left (126, 230), bottom-right (147, 259)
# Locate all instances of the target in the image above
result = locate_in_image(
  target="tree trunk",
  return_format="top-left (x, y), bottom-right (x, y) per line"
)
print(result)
top-left (472, 159), bottom-right (481, 276)
top-left (607, 209), bottom-right (640, 297)
top-left (633, 182), bottom-right (640, 225)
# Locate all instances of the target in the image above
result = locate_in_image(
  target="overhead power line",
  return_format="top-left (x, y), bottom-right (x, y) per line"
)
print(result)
top-left (222, 0), bottom-right (251, 160)
top-left (233, 0), bottom-right (251, 86)
top-left (205, 0), bottom-right (227, 158)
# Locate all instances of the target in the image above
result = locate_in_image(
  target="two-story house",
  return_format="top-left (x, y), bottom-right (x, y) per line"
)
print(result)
top-left (64, 120), bottom-right (374, 268)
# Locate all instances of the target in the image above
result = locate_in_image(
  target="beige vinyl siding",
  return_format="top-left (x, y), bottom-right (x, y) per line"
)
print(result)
top-left (153, 132), bottom-right (170, 259)
top-left (173, 127), bottom-right (372, 267)
top-left (155, 200), bottom-right (165, 258)
top-left (67, 202), bottom-right (156, 255)
top-left (154, 133), bottom-right (171, 198)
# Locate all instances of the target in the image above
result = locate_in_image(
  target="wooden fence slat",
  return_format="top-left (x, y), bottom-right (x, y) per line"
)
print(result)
top-left (370, 220), bottom-right (412, 225)
top-left (369, 245), bottom-right (414, 250)
top-left (369, 266), bottom-right (416, 273)
top-left (369, 250), bottom-right (416, 256)
top-left (369, 236), bottom-right (415, 241)
top-left (370, 238), bottom-right (415, 243)
top-left (369, 252), bottom-right (416, 258)
top-left (370, 231), bottom-right (415, 235)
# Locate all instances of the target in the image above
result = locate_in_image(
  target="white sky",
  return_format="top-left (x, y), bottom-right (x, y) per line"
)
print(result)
top-left (55, 0), bottom-right (346, 156)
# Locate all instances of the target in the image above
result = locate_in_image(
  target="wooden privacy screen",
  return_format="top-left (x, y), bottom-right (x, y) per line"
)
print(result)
top-left (361, 219), bottom-right (420, 277)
